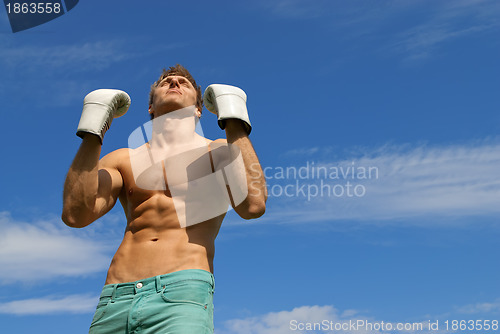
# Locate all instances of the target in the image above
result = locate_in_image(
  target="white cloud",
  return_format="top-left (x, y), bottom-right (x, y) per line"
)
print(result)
top-left (217, 305), bottom-right (344, 334)
top-left (388, 0), bottom-right (500, 62)
top-left (282, 147), bottom-right (322, 157)
top-left (455, 298), bottom-right (500, 314)
top-left (216, 304), bottom-right (426, 334)
top-left (0, 212), bottom-right (114, 284)
top-left (217, 299), bottom-right (500, 334)
top-left (0, 294), bottom-right (97, 315)
top-left (256, 0), bottom-right (500, 62)
top-left (255, 139), bottom-right (500, 226)
top-left (0, 40), bottom-right (131, 72)
top-left (333, 0), bottom-right (500, 62)
top-left (0, 38), bottom-right (189, 74)
top-left (392, 22), bottom-right (496, 62)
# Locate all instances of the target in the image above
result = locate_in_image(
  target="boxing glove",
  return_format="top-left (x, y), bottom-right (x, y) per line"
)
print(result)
top-left (203, 84), bottom-right (251, 134)
top-left (76, 89), bottom-right (131, 144)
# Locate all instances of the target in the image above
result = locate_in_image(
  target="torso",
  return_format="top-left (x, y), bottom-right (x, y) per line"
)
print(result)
top-left (104, 141), bottom-right (225, 284)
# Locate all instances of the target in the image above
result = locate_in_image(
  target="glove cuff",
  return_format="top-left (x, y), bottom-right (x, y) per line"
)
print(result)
top-left (76, 104), bottom-right (114, 144)
top-left (214, 94), bottom-right (252, 134)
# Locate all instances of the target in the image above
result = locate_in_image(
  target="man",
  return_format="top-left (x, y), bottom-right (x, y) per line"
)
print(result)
top-left (62, 64), bottom-right (267, 333)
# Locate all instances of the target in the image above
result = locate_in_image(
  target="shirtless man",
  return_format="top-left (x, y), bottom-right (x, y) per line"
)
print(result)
top-left (62, 64), bottom-right (267, 334)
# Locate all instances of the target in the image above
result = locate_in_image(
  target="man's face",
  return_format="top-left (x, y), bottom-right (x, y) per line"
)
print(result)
top-left (149, 75), bottom-right (200, 118)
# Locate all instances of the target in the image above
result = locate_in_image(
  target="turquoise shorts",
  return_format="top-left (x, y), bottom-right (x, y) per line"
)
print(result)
top-left (89, 269), bottom-right (215, 334)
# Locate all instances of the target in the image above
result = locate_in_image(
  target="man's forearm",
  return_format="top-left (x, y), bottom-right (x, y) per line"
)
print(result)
top-left (225, 119), bottom-right (267, 218)
top-left (62, 134), bottom-right (102, 227)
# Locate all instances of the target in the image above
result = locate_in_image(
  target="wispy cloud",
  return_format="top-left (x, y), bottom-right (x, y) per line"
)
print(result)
top-left (0, 294), bottom-right (97, 315)
top-left (355, 0), bottom-right (500, 62)
top-left (217, 298), bottom-right (500, 334)
top-left (216, 304), bottom-right (423, 334)
top-left (0, 38), bottom-right (190, 74)
top-left (217, 305), bottom-right (352, 334)
top-left (394, 23), bottom-right (493, 61)
top-left (383, 0), bottom-right (500, 62)
top-left (255, 0), bottom-right (500, 62)
top-left (254, 139), bottom-right (500, 226)
top-left (0, 212), bottom-right (115, 284)
top-left (0, 40), bottom-right (133, 72)
top-left (281, 147), bottom-right (322, 157)
top-left (454, 298), bottom-right (500, 314)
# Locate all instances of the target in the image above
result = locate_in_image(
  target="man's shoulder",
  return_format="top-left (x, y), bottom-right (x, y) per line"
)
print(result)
top-left (103, 147), bottom-right (130, 159)
top-left (205, 138), bottom-right (232, 168)
top-left (207, 138), bottom-right (227, 146)
top-left (200, 137), bottom-right (227, 150)
top-left (100, 147), bottom-right (131, 168)
top-left (206, 138), bottom-right (229, 156)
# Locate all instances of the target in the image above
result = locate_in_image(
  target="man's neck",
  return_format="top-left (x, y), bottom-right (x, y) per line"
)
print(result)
top-left (150, 106), bottom-right (203, 149)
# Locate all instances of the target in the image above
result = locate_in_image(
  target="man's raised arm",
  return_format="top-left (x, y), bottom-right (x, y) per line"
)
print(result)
top-left (204, 84), bottom-right (267, 219)
top-left (62, 89), bottom-right (130, 228)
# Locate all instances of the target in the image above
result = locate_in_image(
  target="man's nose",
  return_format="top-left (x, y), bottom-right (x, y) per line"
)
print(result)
top-left (169, 78), bottom-right (180, 88)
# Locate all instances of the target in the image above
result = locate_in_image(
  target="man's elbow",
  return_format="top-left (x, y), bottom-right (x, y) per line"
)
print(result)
top-left (61, 211), bottom-right (91, 228)
top-left (248, 204), bottom-right (266, 219)
top-left (237, 202), bottom-right (266, 220)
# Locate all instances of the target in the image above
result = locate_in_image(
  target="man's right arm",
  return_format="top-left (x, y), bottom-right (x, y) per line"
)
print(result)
top-left (62, 136), bottom-right (124, 228)
top-left (61, 89), bottom-right (131, 228)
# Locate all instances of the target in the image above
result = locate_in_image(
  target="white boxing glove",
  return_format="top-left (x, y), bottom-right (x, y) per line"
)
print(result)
top-left (203, 84), bottom-right (251, 134)
top-left (76, 89), bottom-right (131, 144)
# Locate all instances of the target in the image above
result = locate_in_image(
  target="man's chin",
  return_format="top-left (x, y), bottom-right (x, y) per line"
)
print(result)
top-left (157, 102), bottom-right (187, 113)
top-left (153, 105), bottom-right (197, 120)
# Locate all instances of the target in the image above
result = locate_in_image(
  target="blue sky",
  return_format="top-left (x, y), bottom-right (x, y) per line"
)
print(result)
top-left (0, 1), bottom-right (499, 333)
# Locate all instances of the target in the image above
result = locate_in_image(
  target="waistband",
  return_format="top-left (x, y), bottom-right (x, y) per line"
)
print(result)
top-left (100, 269), bottom-right (215, 299)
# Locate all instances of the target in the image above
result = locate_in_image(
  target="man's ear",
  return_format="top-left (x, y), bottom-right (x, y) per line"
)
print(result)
top-left (195, 107), bottom-right (202, 118)
top-left (148, 104), bottom-right (154, 117)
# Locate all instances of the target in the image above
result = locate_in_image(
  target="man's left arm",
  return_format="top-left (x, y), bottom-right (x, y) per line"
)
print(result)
top-left (225, 119), bottom-right (267, 219)
top-left (204, 84), bottom-right (267, 219)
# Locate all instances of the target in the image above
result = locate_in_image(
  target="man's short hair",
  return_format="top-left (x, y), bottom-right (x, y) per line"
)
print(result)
top-left (149, 64), bottom-right (203, 120)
